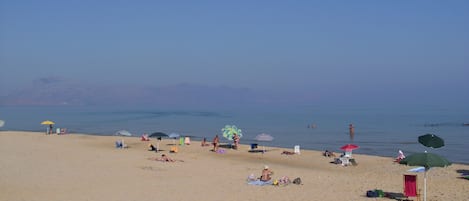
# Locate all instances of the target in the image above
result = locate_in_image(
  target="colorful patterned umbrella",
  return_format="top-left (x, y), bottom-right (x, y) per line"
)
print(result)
top-left (221, 125), bottom-right (243, 141)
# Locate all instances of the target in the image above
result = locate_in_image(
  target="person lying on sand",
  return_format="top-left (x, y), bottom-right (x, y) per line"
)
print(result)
top-left (323, 150), bottom-right (336, 157)
top-left (281, 151), bottom-right (295, 155)
top-left (150, 154), bottom-right (184, 162)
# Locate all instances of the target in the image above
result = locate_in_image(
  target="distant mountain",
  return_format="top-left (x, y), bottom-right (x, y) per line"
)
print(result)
top-left (0, 77), bottom-right (285, 108)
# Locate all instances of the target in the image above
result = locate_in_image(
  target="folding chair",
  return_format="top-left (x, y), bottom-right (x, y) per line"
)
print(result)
top-left (294, 145), bottom-right (301, 155)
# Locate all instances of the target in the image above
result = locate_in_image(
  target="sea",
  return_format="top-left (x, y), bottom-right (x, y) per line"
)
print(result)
top-left (1, 105), bottom-right (468, 164)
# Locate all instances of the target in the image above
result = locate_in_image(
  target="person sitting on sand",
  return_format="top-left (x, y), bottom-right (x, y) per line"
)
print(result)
top-left (260, 165), bottom-right (273, 182)
top-left (201, 137), bottom-right (210, 147)
top-left (148, 143), bottom-right (156, 151)
top-left (395, 150), bottom-right (405, 162)
top-left (141, 133), bottom-right (150, 141)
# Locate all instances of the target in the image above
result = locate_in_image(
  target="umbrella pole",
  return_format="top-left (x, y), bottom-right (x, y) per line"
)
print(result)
top-left (424, 170), bottom-right (427, 201)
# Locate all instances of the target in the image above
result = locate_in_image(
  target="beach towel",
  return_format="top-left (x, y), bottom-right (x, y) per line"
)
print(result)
top-left (248, 179), bottom-right (272, 186)
top-left (404, 174), bottom-right (417, 197)
top-left (184, 137), bottom-right (191, 145)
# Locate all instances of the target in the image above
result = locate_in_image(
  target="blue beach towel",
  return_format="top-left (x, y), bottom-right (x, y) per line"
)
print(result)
top-left (248, 180), bottom-right (272, 186)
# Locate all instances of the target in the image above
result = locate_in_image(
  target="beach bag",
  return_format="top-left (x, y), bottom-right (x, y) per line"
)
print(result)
top-left (375, 189), bottom-right (384, 197)
top-left (247, 174), bottom-right (256, 182)
top-left (366, 190), bottom-right (377, 197)
top-left (292, 177), bottom-right (302, 185)
top-left (273, 179), bottom-right (279, 186)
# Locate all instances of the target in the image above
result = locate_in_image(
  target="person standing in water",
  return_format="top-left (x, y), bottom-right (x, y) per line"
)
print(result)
top-left (349, 123), bottom-right (355, 141)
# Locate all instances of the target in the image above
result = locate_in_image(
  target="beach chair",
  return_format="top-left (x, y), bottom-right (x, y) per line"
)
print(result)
top-left (294, 145), bottom-right (301, 155)
top-left (403, 174), bottom-right (419, 200)
top-left (121, 139), bottom-right (128, 148)
top-left (344, 151), bottom-right (352, 158)
top-left (250, 143), bottom-right (258, 150)
top-left (339, 157), bottom-right (350, 166)
top-left (115, 141), bottom-right (122, 148)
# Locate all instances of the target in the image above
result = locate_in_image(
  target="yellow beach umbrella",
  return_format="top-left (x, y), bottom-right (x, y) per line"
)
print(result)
top-left (41, 120), bottom-right (55, 125)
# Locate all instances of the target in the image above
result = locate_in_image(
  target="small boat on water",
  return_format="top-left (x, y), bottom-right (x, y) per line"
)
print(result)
top-left (464, 123), bottom-right (469, 126)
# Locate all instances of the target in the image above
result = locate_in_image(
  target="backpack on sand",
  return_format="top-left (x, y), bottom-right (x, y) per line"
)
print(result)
top-left (292, 177), bottom-right (302, 185)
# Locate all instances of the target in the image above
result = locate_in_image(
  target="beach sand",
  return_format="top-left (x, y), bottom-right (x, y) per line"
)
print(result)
top-left (1, 131), bottom-right (468, 201)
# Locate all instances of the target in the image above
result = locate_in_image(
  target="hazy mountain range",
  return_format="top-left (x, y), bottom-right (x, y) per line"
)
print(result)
top-left (0, 77), bottom-right (311, 108)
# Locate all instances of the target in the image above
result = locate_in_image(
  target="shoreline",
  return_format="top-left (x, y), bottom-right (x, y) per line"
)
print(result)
top-left (4, 129), bottom-right (468, 165)
top-left (1, 131), bottom-right (468, 201)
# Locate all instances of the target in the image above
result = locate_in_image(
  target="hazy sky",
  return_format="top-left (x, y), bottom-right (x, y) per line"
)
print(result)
top-left (1, 1), bottom-right (468, 105)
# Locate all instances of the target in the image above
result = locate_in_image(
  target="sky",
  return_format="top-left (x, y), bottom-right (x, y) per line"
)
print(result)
top-left (1, 1), bottom-right (468, 106)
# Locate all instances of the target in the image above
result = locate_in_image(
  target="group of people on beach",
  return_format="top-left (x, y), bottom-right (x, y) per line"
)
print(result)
top-left (210, 133), bottom-right (240, 152)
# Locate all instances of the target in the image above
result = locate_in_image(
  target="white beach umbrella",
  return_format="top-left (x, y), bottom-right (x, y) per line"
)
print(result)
top-left (115, 130), bottom-right (132, 137)
top-left (169, 133), bottom-right (180, 145)
top-left (255, 133), bottom-right (274, 153)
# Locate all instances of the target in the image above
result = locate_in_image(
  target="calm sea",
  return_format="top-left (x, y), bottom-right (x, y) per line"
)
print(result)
top-left (1, 105), bottom-right (468, 163)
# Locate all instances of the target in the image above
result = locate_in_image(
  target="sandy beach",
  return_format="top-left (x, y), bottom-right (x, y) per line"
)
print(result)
top-left (0, 131), bottom-right (468, 201)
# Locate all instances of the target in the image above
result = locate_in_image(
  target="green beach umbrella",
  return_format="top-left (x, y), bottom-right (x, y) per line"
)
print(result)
top-left (399, 152), bottom-right (451, 169)
top-left (400, 151), bottom-right (451, 201)
top-left (418, 133), bottom-right (445, 148)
